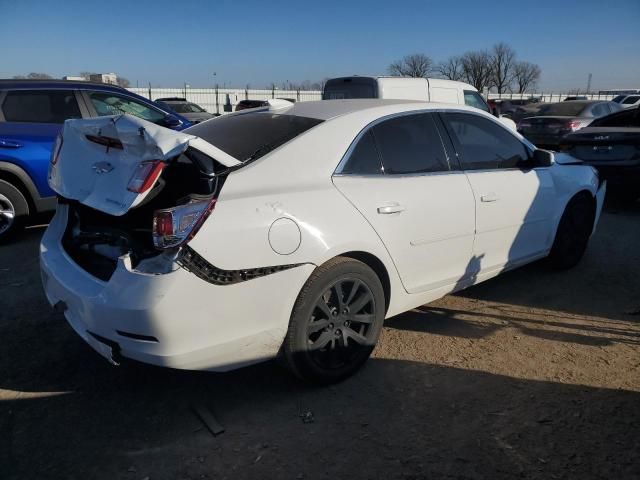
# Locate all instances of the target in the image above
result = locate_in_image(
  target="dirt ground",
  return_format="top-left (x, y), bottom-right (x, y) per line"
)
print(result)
top-left (1, 199), bottom-right (639, 480)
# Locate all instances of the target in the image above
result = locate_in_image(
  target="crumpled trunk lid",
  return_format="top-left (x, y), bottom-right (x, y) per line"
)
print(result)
top-left (48, 114), bottom-right (239, 216)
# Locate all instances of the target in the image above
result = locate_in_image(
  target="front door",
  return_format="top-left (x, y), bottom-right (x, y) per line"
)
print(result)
top-left (333, 112), bottom-right (476, 294)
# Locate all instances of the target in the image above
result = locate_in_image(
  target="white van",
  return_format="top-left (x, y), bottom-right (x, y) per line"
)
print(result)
top-left (323, 76), bottom-right (516, 129)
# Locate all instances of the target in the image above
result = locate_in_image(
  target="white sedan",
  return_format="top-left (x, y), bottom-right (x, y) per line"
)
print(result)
top-left (41, 100), bottom-right (605, 383)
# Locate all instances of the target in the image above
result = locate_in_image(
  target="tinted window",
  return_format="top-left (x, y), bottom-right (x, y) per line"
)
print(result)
top-left (88, 91), bottom-right (166, 123)
top-left (612, 95), bottom-right (626, 103)
top-left (443, 112), bottom-right (530, 170)
top-left (372, 113), bottom-right (449, 174)
top-left (323, 78), bottom-right (377, 99)
top-left (341, 131), bottom-right (382, 175)
top-left (591, 103), bottom-right (608, 117)
top-left (168, 102), bottom-right (206, 113)
top-left (537, 102), bottom-right (589, 116)
top-left (186, 112), bottom-right (323, 162)
top-left (464, 90), bottom-right (490, 113)
top-left (2, 90), bottom-right (81, 123)
top-left (622, 95), bottom-right (640, 105)
top-left (591, 108), bottom-right (640, 128)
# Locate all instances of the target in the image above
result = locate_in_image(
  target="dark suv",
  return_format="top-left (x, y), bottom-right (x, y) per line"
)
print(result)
top-left (0, 80), bottom-right (191, 240)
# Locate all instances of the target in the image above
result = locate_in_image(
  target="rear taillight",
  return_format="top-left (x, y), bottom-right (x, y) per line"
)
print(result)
top-left (565, 120), bottom-right (584, 131)
top-left (51, 133), bottom-right (63, 165)
top-left (127, 161), bottom-right (164, 193)
top-left (152, 199), bottom-right (216, 249)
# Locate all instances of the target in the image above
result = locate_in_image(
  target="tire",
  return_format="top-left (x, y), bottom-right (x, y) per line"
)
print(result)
top-left (547, 193), bottom-right (595, 270)
top-left (283, 256), bottom-right (385, 384)
top-left (0, 179), bottom-right (29, 243)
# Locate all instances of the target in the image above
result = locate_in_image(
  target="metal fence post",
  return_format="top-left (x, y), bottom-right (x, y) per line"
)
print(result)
top-left (245, 86), bottom-right (248, 100)
top-left (297, 89), bottom-right (300, 101)
top-left (148, 82), bottom-right (152, 100)
top-left (215, 84), bottom-right (219, 115)
top-left (272, 85), bottom-right (275, 99)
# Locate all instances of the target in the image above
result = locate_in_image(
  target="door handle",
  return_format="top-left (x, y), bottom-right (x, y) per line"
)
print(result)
top-left (377, 203), bottom-right (405, 214)
top-left (480, 192), bottom-right (499, 203)
top-left (0, 139), bottom-right (22, 149)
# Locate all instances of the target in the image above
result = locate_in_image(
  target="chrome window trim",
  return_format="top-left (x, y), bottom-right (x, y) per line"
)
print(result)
top-left (334, 108), bottom-right (537, 177)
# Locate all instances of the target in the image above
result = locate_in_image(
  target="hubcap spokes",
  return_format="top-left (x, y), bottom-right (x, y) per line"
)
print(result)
top-left (307, 278), bottom-right (376, 368)
top-left (0, 194), bottom-right (16, 235)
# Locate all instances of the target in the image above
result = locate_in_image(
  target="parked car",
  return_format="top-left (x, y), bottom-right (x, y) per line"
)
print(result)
top-left (0, 79), bottom-right (192, 240)
top-left (487, 98), bottom-right (541, 122)
top-left (616, 95), bottom-right (640, 109)
top-left (155, 97), bottom-right (214, 123)
top-left (41, 100), bottom-right (605, 384)
top-left (322, 75), bottom-right (517, 130)
top-left (235, 99), bottom-right (294, 111)
top-left (517, 100), bottom-right (622, 149)
top-left (559, 105), bottom-right (640, 198)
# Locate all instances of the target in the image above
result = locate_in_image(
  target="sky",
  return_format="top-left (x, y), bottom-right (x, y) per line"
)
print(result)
top-left (1, 0), bottom-right (639, 92)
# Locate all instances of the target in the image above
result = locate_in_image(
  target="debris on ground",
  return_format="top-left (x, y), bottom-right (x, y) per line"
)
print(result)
top-left (192, 403), bottom-right (225, 436)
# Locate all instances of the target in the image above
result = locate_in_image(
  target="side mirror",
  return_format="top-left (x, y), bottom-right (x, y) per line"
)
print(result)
top-left (163, 114), bottom-right (181, 128)
top-left (533, 149), bottom-right (554, 167)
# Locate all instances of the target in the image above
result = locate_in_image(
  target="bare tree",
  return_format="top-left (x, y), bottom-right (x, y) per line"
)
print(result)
top-left (513, 61), bottom-right (541, 93)
top-left (489, 42), bottom-right (517, 94)
top-left (461, 50), bottom-right (492, 92)
top-left (12, 72), bottom-right (53, 79)
top-left (388, 53), bottom-right (435, 78)
top-left (437, 56), bottom-right (465, 81)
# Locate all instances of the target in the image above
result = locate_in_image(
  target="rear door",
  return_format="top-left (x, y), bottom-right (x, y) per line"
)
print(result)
top-left (0, 89), bottom-right (87, 197)
top-left (441, 111), bottom-right (556, 272)
top-left (333, 112), bottom-right (476, 294)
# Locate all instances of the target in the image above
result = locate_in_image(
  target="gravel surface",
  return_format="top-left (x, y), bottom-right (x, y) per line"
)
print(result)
top-left (1, 200), bottom-right (639, 480)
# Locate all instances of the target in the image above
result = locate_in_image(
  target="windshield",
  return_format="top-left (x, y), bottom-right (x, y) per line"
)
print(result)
top-left (536, 103), bottom-right (589, 116)
top-left (463, 90), bottom-right (490, 113)
top-left (185, 112), bottom-right (323, 162)
top-left (168, 102), bottom-right (206, 113)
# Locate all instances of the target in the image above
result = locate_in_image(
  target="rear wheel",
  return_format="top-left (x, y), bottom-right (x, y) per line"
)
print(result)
top-left (284, 257), bottom-right (385, 384)
top-left (0, 180), bottom-right (29, 243)
top-left (547, 193), bottom-right (595, 270)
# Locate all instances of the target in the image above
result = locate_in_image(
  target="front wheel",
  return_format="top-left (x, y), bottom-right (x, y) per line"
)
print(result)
top-left (283, 257), bottom-right (385, 384)
top-left (547, 193), bottom-right (595, 270)
top-left (0, 179), bottom-right (29, 243)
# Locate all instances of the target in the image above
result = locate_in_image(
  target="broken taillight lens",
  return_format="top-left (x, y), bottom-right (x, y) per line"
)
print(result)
top-left (127, 161), bottom-right (164, 193)
top-left (152, 199), bottom-right (216, 249)
top-left (51, 133), bottom-right (63, 165)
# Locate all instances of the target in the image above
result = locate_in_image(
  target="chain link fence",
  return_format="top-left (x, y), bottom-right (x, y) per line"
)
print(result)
top-left (128, 87), bottom-right (617, 115)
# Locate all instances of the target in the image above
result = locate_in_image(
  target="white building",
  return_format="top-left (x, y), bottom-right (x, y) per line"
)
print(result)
top-left (89, 73), bottom-right (118, 85)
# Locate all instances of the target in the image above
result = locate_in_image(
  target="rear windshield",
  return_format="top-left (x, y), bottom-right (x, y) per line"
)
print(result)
top-left (185, 112), bottom-right (323, 162)
top-left (168, 102), bottom-right (206, 113)
top-left (537, 103), bottom-right (589, 116)
top-left (322, 78), bottom-right (377, 99)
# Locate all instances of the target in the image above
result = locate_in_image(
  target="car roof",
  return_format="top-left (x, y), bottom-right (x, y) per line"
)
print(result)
top-left (269, 98), bottom-right (472, 121)
top-left (0, 78), bottom-right (130, 91)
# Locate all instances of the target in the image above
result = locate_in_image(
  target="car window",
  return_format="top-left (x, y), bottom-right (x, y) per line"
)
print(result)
top-left (591, 103), bottom-right (608, 117)
top-left (612, 95), bottom-right (626, 103)
top-left (372, 113), bottom-right (450, 174)
top-left (341, 131), bottom-right (383, 175)
top-left (87, 91), bottom-right (166, 123)
top-left (443, 112), bottom-right (530, 170)
top-left (537, 103), bottom-right (588, 116)
top-left (622, 95), bottom-right (640, 105)
top-left (1, 90), bottom-right (81, 123)
top-left (169, 102), bottom-right (206, 113)
top-left (463, 90), bottom-right (490, 113)
top-left (185, 112), bottom-right (323, 162)
top-left (591, 108), bottom-right (640, 128)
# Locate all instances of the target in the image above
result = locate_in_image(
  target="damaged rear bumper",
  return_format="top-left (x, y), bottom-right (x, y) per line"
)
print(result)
top-left (40, 204), bottom-right (315, 371)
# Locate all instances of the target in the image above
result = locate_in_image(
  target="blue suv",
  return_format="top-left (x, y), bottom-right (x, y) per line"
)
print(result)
top-left (0, 79), bottom-right (192, 240)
